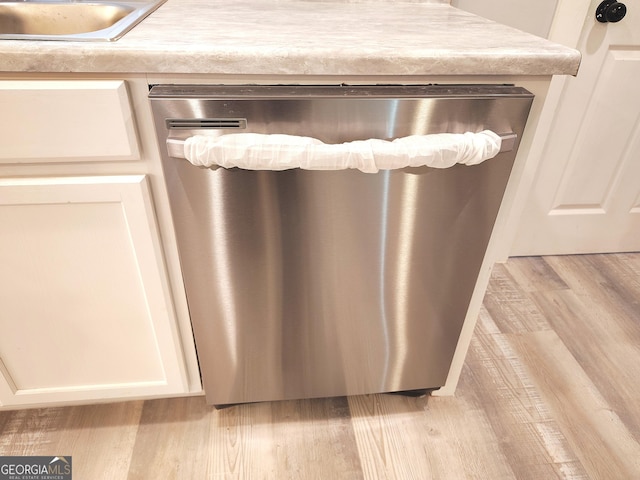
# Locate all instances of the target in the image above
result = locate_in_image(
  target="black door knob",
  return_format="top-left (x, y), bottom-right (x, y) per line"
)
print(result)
top-left (596, 0), bottom-right (627, 23)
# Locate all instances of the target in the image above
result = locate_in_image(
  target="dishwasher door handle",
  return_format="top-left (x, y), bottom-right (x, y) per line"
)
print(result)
top-left (166, 131), bottom-right (518, 173)
top-left (167, 138), bottom-right (189, 159)
top-left (499, 132), bottom-right (518, 153)
top-left (167, 132), bottom-right (518, 160)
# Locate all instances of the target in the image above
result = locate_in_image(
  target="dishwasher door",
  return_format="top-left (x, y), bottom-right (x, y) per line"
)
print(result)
top-left (149, 84), bottom-right (534, 406)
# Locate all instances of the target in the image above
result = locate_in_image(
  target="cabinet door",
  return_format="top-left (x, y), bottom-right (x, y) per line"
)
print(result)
top-left (0, 175), bottom-right (187, 407)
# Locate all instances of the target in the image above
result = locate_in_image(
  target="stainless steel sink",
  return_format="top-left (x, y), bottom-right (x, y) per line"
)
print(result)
top-left (0, 0), bottom-right (166, 41)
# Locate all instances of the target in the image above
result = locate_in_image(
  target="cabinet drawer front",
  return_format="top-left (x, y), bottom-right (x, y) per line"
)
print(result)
top-left (0, 80), bottom-right (139, 162)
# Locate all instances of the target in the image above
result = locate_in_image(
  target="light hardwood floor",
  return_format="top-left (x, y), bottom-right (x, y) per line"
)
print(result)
top-left (1, 254), bottom-right (639, 479)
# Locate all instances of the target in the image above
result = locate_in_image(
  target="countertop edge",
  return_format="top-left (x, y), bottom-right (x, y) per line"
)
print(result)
top-left (0, 48), bottom-right (581, 77)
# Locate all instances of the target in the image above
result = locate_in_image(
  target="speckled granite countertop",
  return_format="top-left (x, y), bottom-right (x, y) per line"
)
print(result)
top-left (0, 0), bottom-right (580, 76)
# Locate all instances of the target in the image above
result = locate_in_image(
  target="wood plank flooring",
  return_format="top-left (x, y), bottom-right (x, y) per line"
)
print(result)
top-left (1, 253), bottom-right (639, 479)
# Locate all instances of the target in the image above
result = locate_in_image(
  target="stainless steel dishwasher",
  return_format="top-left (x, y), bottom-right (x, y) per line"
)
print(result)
top-left (149, 84), bottom-right (533, 406)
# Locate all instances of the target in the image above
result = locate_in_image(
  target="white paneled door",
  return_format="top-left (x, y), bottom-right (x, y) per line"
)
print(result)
top-left (512, 0), bottom-right (640, 255)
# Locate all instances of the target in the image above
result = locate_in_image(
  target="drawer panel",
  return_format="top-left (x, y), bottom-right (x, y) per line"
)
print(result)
top-left (0, 80), bottom-right (139, 162)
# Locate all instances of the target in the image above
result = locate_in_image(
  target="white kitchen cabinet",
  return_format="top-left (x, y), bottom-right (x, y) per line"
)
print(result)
top-left (0, 175), bottom-right (188, 407)
top-left (0, 80), bottom-right (139, 162)
top-left (0, 78), bottom-right (200, 409)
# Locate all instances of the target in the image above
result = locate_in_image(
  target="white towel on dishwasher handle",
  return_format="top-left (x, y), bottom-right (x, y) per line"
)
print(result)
top-left (183, 130), bottom-right (502, 173)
